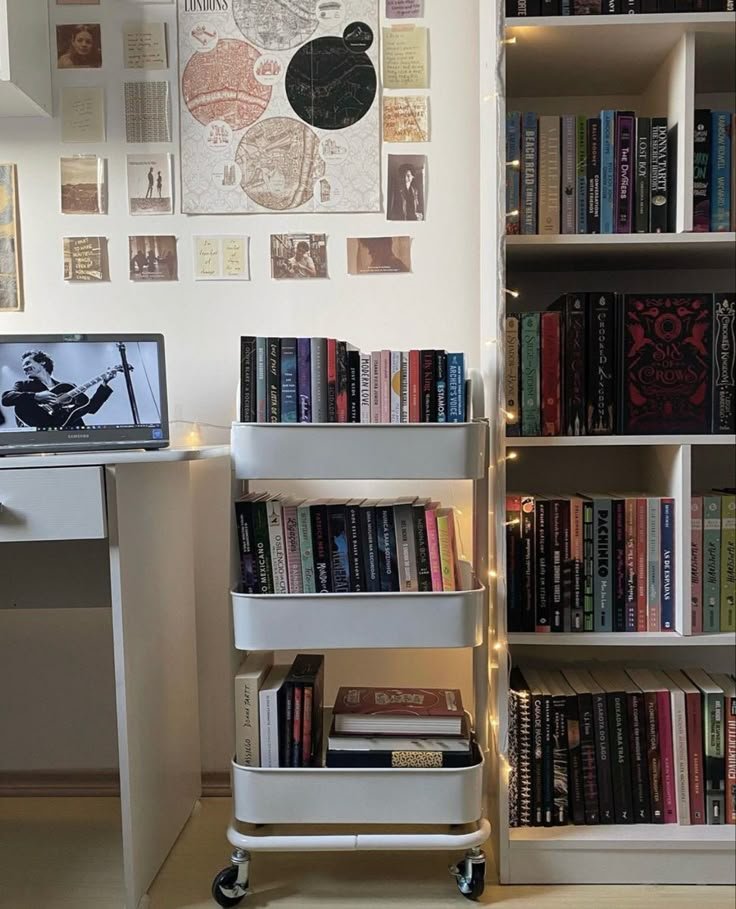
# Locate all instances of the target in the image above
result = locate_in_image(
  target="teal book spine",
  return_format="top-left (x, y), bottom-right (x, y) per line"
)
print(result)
top-left (521, 312), bottom-right (540, 436)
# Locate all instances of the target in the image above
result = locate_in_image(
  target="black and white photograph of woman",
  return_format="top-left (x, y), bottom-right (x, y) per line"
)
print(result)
top-left (57, 23), bottom-right (102, 69)
top-left (387, 154), bottom-right (426, 222)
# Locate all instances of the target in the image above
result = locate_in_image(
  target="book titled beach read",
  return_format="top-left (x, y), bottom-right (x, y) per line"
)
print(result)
top-left (332, 687), bottom-right (465, 735)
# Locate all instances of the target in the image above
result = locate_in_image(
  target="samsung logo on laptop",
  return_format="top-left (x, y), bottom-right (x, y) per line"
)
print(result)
top-left (67, 433), bottom-right (90, 439)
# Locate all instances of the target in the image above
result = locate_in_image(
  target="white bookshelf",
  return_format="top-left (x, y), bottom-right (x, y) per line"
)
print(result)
top-left (483, 0), bottom-right (736, 887)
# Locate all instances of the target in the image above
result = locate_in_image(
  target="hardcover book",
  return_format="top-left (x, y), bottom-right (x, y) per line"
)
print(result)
top-left (614, 111), bottom-right (635, 234)
top-left (541, 311), bottom-right (561, 436)
top-left (692, 109), bottom-right (711, 232)
top-left (712, 294), bottom-right (736, 433)
top-left (586, 293), bottom-right (616, 434)
top-left (234, 652), bottom-right (273, 766)
top-left (521, 313), bottom-right (541, 436)
top-left (635, 116), bottom-right (651, 233)
top-left (650, 118), bottom-right (668, 233)
top-left (332, 687), bottom-right (465, 735)
top-left (505, 316), bottom-right (521, 436)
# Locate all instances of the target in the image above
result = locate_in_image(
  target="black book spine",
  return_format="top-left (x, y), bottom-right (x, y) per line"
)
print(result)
top-left (507, 498), bottom-right (524, 632)
top-left (541, 0), bottom-right (560, 12)
top-left (693, 110), bottom-right (711, 232)
top-left (612, 499), bottom-right (627, 632)
top-left (345, 502), bottom-right (365, 592)
top-left (413, 505), bottom-right (433, 592)
top-left (666, 124), bottom-right (678, 235)
top-left (376, 504), bottom-right (400, 592)
top-left (327, 504), bottom-right (350, 594)
top-left (234, 500), bottom-right (257, 593)
top-left (566, 694), bottom-right (585, 826)
top-left (640, 0), bottom-right (657, 10)
top-left (712, 295), bottom-right (736, 433)
top-left (252, 500), bottom-right (274, 595)
top-left (266, 338), bottom-right (281, 423)
top-left (592, 691), bottom-right (615, 823)
top-left (281, 682), bottom-right (294, 767)
top-left (628, 691), bottom-right (652, 822)
top-left (420, 350), bottom-right (436, 423)
top-left (347, 349), bottom-right (361, 423)
top-left (310, 504), bottom-right (333, 593)
top-left (607, 691), bottom-right (634, 823)
top-left (542, 693), bottom-right (554, 827)
top-left (622, 0), bottom-right (639, 10)
top-left (360, 505), bottom-right (381, 593)
top-left (586, 118), bottom-right (601, 234)
top-left (240, 336), bottom-right (257, 422)
top-left (659, 0), bottom-right (676, 9)
top-left (635, 117), bottom-right (651, 233)
top-left (535, 499), bottom-right (551, 632)
top-left (521, 497), bottom-right (536, 632)
top-left (563, 293), bottom-right (586, 436)
top-left (435, 350), bottom-right (448, 423)
top-left (650, 118), bottom-right (668, 234)
top-left (531, 689), bottom-right (545, 826)
top-left (586, 293), bottom-right (616, 435)
top-left (552, 694), bottom-right (570, 825)
top-left (602, 0), bottom-right (620, 10)
top-left (578, 692), bottom-right (600, 824)
top-left (550, 500), bottom-right (564, 633)
top-left (675, 0), bottom-right (694, 9)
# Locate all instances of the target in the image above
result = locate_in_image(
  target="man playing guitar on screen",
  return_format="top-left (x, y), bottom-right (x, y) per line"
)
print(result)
top-left (1, 349), bottom-right (122, 429)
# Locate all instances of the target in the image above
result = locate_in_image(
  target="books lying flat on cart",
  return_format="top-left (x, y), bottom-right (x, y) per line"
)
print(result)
top-left (332, 687), bottom-right (466, 735)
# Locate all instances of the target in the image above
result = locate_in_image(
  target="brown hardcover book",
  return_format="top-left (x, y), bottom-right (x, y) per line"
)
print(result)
top-left (541, 311), bottom-right (561, 436)
top-left (333, 687), bottom-right (465, 735)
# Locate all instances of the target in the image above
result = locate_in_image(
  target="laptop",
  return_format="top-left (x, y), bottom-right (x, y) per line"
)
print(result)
top-left (0, 333), bottom-right (169, 455)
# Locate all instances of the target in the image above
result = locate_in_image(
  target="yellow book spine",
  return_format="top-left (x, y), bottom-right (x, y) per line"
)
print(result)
top-left (437, 514), bottom-right (456, 592)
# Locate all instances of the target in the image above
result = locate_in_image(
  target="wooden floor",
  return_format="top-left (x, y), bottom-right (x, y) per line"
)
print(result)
top-left (0, 797), bottom-right (734, 909)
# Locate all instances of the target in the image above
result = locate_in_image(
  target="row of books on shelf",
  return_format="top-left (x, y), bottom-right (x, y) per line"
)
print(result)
top-left (235, 657), bottom-right (476, 770)
top-left (693, 110), bottom-right (736, 233)
top-left (239, 337), bottom-right (468, 424)
top-left (234, 494), bottom-right (466, 596)
top-left (505, 292), bottom-right (735, 437)
top-left (506, 495), bottom-right (681, 633)
top-left (506, 0), bottom-right (734, 14)
top-left (691, 494), bottom-right (736, 635)
top-left (506, 112), bottom-right (674, 236)
top-left (508, 665), bottom-right (736, 828)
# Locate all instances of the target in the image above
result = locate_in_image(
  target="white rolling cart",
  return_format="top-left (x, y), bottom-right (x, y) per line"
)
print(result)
top-left (211, 374), bottom-right (492, 906)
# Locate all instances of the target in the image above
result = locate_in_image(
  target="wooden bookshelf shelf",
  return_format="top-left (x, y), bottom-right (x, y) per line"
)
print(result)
top-left (505, 434), bottom-right (736, 447)
top-left (507, 632), bottom-right (736, 647)
top-left (510, 824), bottom-right (736, 844)
top-left (505, 232), bottom-right (736, 272)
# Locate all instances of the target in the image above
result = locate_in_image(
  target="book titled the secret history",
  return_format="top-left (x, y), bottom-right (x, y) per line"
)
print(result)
top-left (619, 294), bottom-right (714, 434)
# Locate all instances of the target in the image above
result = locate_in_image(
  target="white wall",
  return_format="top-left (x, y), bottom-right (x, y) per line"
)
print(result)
top-left (0, 0), bottom-right (481, 775)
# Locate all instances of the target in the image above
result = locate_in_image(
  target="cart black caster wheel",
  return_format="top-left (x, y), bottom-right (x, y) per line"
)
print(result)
top-left (211, 866), bottom-right (248, 907)
top-left (452, 857), bottom-right (486, 902)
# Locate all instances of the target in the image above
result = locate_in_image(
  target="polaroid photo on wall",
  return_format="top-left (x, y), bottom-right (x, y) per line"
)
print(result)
top-left (57, 24), bottom-right (102, 69)
top-left (60, 156), bottom-right (107, 214)
top-left (347, 237), bottom-right (411, 275)
top-left (387, 154), bottom-right (426, 221)
top-left (129, 235), bottom-right (177, 281)
top-left (127, 153), bottom-right (173, 214)
top-left (270, 234), bottom-right (327, 280)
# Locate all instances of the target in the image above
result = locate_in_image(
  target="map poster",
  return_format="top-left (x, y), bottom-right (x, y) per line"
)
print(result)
top-left (177, 0), bottom-right (380, 214)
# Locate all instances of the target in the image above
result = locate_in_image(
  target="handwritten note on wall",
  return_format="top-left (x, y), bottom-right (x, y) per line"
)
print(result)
top-left (386, 0), bottom-right (424, 18)
top-left (123, 22), bottom-right (168, 69)
top-left (194, 236), bottom-right (249, 281)
top-left (61, 86), bottom-right (106, 143)
top-left (382, 27), bottom-right (429, 90)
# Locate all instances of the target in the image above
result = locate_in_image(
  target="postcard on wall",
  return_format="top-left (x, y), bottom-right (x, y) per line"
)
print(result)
top-left (61, 85), bottom-right (106, 143)
top-left (193, 236), bottom-right (250, 281)
top-left (123, 22), bottom-right (168, 69)
top-left (129, 235), bottom-right (177, 281)
top-left (347, 237), bottom-right (411, 275)
top-left (63, 237), bottom-right (109, 281)
top-left (60, 156), bottom-right (107, 215)
top-left (383, 96), bottom-right (429, 143)
top-left (124, 81), bottom-right (171, 143)
top-left (387, 154), bottom-right (425, 221)
top-left (270, 234), bottom-right (327, 280)
top-left (127, 153), bottom-right (173, 214)
top-left (0, 164), bottom-right (23, 312)
top-left (382, 26), bottom-right (428, 90)
top-left (177, 0), bottom-right (380, 215)
top-left (56, 24), bottom-right (102, 69)
top-left (386, 0), bottom-right (424, 17)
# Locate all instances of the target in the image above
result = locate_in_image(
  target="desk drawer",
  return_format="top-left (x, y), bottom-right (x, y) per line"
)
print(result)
top-left (0, 467), bottom-right (106, 541)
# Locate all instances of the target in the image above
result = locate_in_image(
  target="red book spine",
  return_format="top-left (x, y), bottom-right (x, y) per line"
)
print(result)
top-left (409, 350), bottom-right (420, 422)
top-left (302, 686), bottom-right (313, 767)
top-left (726, 693), bottom-right (736, 825)
top-left (656, 690), bottom-right (677, 823)
top-left (685, 690), bottom-right (706, 824)
top-left (625, 498), bottom-right (637, 631)
top-left (541, 311), bottom-right (561, 436)
top-left (691, 496), bottom-right (703, 635)
top-left (635, 498), bottom-right (648, 632)
top-left (326, 339), bottom-right (338, 423)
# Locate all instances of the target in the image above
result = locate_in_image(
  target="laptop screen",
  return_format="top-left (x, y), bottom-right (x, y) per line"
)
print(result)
top-left (0, 334), bottom-right (169, 454)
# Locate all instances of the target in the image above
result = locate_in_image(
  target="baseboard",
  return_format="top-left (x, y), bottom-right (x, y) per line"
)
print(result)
top-left (0, 770), bottom-right (232, 798)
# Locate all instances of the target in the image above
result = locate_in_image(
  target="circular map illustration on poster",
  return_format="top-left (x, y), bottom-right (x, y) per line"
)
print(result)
top-left (236, 117), bottom-right (326, 210)
top-left (232, 0), bottom-right (320, 51)
top-left (285, 34), bottom-right (376, 130)
top-left (182, 39), bottom-right (272, 131)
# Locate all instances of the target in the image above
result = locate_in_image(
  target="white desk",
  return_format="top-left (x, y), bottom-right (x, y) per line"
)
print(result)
top-left (0, 445), bottom-right (228, 909)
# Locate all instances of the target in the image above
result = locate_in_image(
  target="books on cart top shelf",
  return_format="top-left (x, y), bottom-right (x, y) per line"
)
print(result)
top-left (332, 687), bottom-right (466, 735)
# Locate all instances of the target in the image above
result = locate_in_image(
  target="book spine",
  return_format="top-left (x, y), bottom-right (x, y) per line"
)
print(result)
top-left (725, 692), bottom-right (736, 825)
top-left (538, 115), bottom-right (561, 235)
top-left (280, 338), bottom-right (297, 423)
top-left (561, 115), bottom-right (576, 234)
top-left (336, 340), bottom-right (348, 423)
top-left (704, 496), bottom-right (722, 633)
top-left (550, 499), bottom-right (564, 632)
top-left (425, 505), bottom-right (444, 592)
top-left (535, 498), bottom-right (551, 632)
top-left (420, 349), bottom-right (435, 422)
top-left (635, 117), bottom-right (651, 233)
top-left (561, 500), bottom-right (573, 633)
top-left (647, 498), bottom-right (660, 632)
top-left (359, 352), bottom-right (371, 424)
top-left (302, 686), bottom-right (313, 767)
top-left (608, 692), bottom-right (633, 823)
top-left (234, 668), bottom-right (261, 767)
top-left (346, 501), bottom-right (365, 592)
top-left (600, 110), bottom-right (615, 234)
top-left (624, 498), bottom-right (638, 632)
top-left (327, 504), bottom-right (350, 594)
top-left (521, 497), bottom-right (536, 632)
top-left (628, 692), bottom-right (651, 822)
top-left (531, 689), bottom-right (544, 825)
top-left (656, 690), bottom-right (677, 823)
top-left (234, 500), bottom-right (257, 594)
top-left (671, 690), bottom-right (691, 825)
top-left (507, 496), bottom-right (524, 633)
top-left (400, 351), bottom-right (409, 423)
top-left (733, 113), bottom-right (736, 230)
top-left (390, 350), bottom-right (402, 424)
top-left (310, 504), bottom-right (332, 594)
top-left (650, 118), bottom-right (669, 233)
top-left (578, 692), bottom-right (599, 823)
top-left (252, 502), bottom-right (274, 595)
top-left (712, 295), bottom-right (736, 433)
top-left (704, 691), bottom-right (726, 824)
top-left (413, 505), bottom-right (433, 592)
top-left (259, 683), bottom-right (279, 767)
top-left (576, 115), bottom-right (587, 233)
top-left (360, 504), bottom-right (381, 593)
top-left (612, 498), bottom-right (627, 632)
top-left (517, 689), bottom-right (533, 826)
top-left (586, 293), bottom-right (616, 434)
top-left (592, 692), bottom-right (614, 823)
top-left (508, 688), bottom-right (520, 828)
top-left (685, 690), bottom-right (706, 823)
top-left (240, 336), bottom-right (256, 423)
top-left (267, 338), bottom-right (280, 423)
top-left (394, 503), bottom-right (418, 592)
top-left (291, 685), bottom-right (303, 767)
top-left (521, 112), bottom-right (538, 234)
top-left (409, 349), bottom-right (421, 422)
top-left (693, 109), bottom-right (711, 232)
top-left (370, 351), bottom-right (381, 423)
top-left (347, 349), bottom-right (361, 423)
top-left (282, 683), bottom-right (293, 767)
top-left (586, 117), bottom-right (601, 234)
top-left (691, 496), bottom-right (704, 634)
top-left (562, 293), bottom-right (586, 436)
top-left (310, 338), bottom-right (327, 423)
top-left (541, 311), bottom-right (561, 436)
top-left (266, 500), bottom-right (288, 594)
top-left (582, 499), bottom-right (595, 631)
top-left (297, 505), bottom-right (317, 594)
top-left (376, 503), bottom-right (400, 593)
top-left (447, 352), bottom-right (466, 423)
top-left (552, 695), bottom-right (570, 825)
top-left (283, 505), bottom-right (303, 594)
top-left (541, 692), bottom-right (554, 826)
top-left (256, 337), bottom-right (267, 422)
top-left (660, 498), bottom-right (676, 631)
top-left (645, 691), bottom-right (664, 822)
top-left (594, 498), bottom-right (613, 632)
top-left (615, 112), bottom-right (635, 234)
top-left (326, 339), bottom-right (338, 422)
top-left (570, 497), bottom-right (584, 631)
top-left (380, 349), bottom-right (391, 423)
top-left (435, 350), bottom-right (448, 423)
top-left (506, 111), bottom-right (522, 235)
top-left (437, 512), bottom-right (457, 592)
top-left (636, 498), bottom-right (648, 631)
top-left (721, 495), bottom-right (736, 632)
top-left (297, 338), bottom-right (312, 423)
top-left (710, 111), bottom-right (731, 232)
top-left (521, 313), bottom-right (541, 436)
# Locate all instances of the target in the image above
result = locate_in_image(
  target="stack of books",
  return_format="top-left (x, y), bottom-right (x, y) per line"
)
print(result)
top-left (506, 494), bottom-right (677, 633)
top-left (239, 337), bottom-right (467, 424)
top-left (505, 292), bottom-right (736, 437)
top-left (508, 666), bottom-right (736, 828)
top-left (506, 112), bottom-right (672, 235)
top-left (692, 492), bottom-right (736, 634)
top-left (506, 0), bottom-right (734, 14)
top-left (326, 686), bottom-right (477, 768)
top-left (693, 110), bottom-right (735, 232)
top-left (235, 494), bottom-right (464, 596)
top-left (234, 653), bottom-right (325, 768)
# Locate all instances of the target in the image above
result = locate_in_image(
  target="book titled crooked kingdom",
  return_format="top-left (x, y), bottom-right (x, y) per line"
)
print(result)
top-left (620, 294), bottom-right (713, 434)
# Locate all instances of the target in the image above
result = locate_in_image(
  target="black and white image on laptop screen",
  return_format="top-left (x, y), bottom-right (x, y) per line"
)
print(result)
top-left (0, 340), bottom-right (163, 432)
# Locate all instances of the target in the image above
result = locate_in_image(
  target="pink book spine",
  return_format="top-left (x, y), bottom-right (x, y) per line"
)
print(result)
top-left (380, 350), bottom-right (391, 424)
top-left (656, 690), bottom-right (677, 823)
top-left (425, 505), bottom-right (443, 592)
top-left (685, 690), bottom-right (706, 824)
top-left (282, 505), bottom-right (303, 594)
top-left (636, 498), bottom-right (648, 632)
top-left (691, 497), bottom-right (703, 635)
